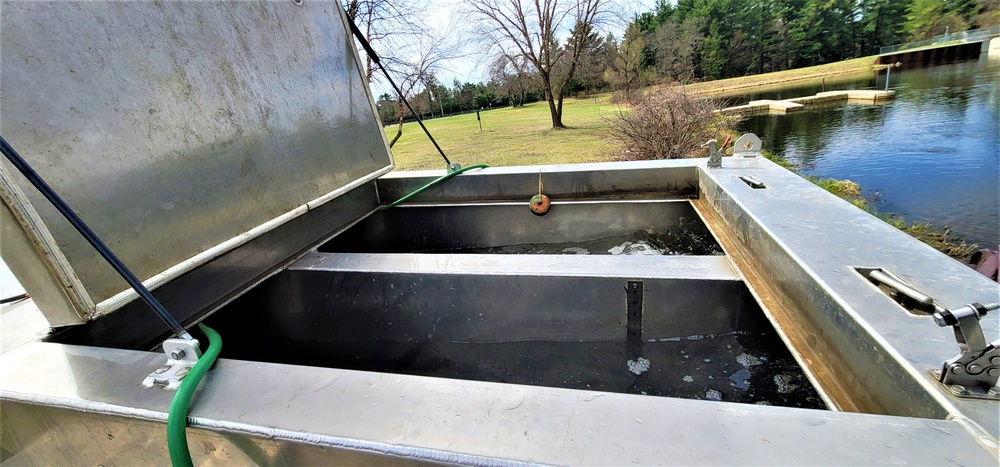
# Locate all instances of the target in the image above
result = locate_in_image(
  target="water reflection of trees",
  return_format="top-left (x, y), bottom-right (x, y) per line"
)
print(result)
top-left (738, 104), bottom-right (887, 171)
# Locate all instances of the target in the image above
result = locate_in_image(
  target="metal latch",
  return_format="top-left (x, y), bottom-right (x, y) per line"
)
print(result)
top-left (865, 268), bottom-right (999, 399)
top-left (932, 302), bottom-right (1000, 399)
top-left (702, 139), bottom-right (721, 168)
top-left (142, 337), bottom-right (202, 390)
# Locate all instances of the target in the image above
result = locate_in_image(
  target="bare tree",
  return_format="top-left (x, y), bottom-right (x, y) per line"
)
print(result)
top-left (489, 55), bottom-right (535, 106)
top-left (381, 29), bottom-right (464, 146)
top-left (653, 17), bottom-right (705, 84)
top-left (344, 0), bottom-right (426, 82)
top-left (468, 0), bottom-right (604, 129)
top-left (605, 24), bottom-right (647, 97)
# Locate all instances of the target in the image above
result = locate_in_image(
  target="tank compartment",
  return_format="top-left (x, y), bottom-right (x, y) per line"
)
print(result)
top-left (205, 253), bottom-right (825, 409)
top-left (321, 200), bottom-right (722, 255)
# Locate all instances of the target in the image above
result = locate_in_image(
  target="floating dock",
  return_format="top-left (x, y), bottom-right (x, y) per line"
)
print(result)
top-left (719, 90), bottom-right (895, 116)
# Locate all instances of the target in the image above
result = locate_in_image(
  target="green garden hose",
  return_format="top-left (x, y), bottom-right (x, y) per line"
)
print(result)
top-left (381, 164), bottom-right (489, 210)
top-left (167, 323), bottom-right (223, 467)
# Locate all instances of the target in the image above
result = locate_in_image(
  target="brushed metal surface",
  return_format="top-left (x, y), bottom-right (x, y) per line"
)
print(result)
top-left (1, 342), bottom-right (996, 465)
top-left (375, 161), bottom-right (699, 203)
top-left (323, 200), bottom-right (718, 254)
top-left (0, 0), bottom-right (392, 323)
top-left (698, 156), bottom-right (1000, 439)
top-left (214, 254), bottom-right (753, 345)
top-left (48, 182), bottom-right (381, 351)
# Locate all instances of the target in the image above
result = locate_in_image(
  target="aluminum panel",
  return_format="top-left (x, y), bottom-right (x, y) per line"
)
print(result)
top-left (0, 342), bottom-right (995, 465)
top-left (0, 0), bottom-right (392, 324)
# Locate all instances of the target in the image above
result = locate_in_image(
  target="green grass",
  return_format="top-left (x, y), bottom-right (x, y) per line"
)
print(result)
top-left (387, 96), bottom-right (619, 171)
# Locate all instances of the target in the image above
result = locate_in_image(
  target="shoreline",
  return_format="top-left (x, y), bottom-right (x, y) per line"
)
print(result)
top-left (680, 56), bottom-right (879, 96)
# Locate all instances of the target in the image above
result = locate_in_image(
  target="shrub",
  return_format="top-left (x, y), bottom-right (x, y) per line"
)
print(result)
top-left (605, 88), bottom-right (737, 160)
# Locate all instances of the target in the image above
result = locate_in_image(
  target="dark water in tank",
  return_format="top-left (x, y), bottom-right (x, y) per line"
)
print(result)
top-left (732, 57), bottom-right (999, 248)
top-left (219, 330), bottom-right (825, 409)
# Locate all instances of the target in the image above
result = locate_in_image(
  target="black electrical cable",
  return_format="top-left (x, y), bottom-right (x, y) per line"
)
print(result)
top-left (347, 17), bottom-right (453, 168)
top-left (0, 135), bottom-right (188, 338)
top-left (0, 293), bottom-right (29, 305)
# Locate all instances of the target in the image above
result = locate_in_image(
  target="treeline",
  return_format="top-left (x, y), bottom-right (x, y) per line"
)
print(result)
top-left (376, 0), bottom-right (997, 124)
top-left (625, 0), bottom-right (998, 83)
top-left (375, 78), bottom-right (549, 124)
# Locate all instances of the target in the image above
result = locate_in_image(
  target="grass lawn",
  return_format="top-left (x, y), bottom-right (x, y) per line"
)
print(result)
top-left (388, 56), bottom-right (882, 171)
top-left (387, 96), bottom-right (621, 171)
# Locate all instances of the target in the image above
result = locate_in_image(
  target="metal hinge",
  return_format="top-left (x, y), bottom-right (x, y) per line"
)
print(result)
top-left (865, 268), bottom-right (1000, 400)
top-left (733, 134), bottom-right (762, 158)
top-left (141, 337), bottom-right (202, 390)
top-left (931, 302), bottom-right (1000, 399)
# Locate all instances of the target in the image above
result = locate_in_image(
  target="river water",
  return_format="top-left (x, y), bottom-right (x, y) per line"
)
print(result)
top-left (733, 57), bottom-right (999, 248)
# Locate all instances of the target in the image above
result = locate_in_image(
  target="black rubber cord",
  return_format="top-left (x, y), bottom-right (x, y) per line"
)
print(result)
top-left (347, 17), bottom-right (453, 168)
top-left (0, 135), bottom-right (188, 337)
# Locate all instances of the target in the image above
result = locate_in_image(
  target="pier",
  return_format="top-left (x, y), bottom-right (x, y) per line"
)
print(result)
top-left (717, 90), bottom-right (895, 116)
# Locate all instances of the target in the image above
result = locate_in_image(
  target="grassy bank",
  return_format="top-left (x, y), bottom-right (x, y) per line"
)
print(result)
top-left (388, 96), bottom-right (617, 171)
top-left (681, 56), bottom-right (879, 96)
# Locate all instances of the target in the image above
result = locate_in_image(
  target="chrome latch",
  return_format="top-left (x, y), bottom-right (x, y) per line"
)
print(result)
top-left (702, 139), bottom-right (721, 168)
top-left (932, 302), bottom-right (1000, 399)
top-left (142, 337), bottom-right (202, 390)
top-left (863, 268), bottom-right (999, 399)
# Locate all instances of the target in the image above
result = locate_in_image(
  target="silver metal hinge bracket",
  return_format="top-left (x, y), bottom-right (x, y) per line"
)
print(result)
top-left (733, 133), bottom-right (762, 158)
top-left (142, 337), bottom-right (202, 390)
top-left (931, 302), bottom-right (1000, 400)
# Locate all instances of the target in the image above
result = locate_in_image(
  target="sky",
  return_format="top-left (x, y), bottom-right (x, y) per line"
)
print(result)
top-left (372, 0), bottom-right (658, 93)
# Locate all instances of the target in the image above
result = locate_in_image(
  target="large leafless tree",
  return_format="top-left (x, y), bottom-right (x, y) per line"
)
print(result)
top-left (468, 0), bottom-right (604, 129)
top-left (345, 0), bottom-right (465, 146)
top-left (344, 0), bottom-right (425, 82)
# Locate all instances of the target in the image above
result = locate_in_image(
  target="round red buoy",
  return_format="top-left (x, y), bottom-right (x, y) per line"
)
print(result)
top-left (529, 194), bottom-right (550, 215)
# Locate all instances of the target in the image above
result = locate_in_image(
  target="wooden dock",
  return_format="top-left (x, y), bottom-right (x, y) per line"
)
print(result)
top-left (718, 90), bottom-right (895, 116)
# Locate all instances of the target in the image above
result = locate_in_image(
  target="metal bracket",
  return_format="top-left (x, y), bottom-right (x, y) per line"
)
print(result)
top-left (932, 302), bottom-right (1000, 399)
top-left (864, 268), bottom-right (999, 399)
top-left (733, 133), bottom-right (762, 158)
top-left (142, 337), bottom-right (202, 390)
top-left (702, 139), bottom-right (721, 168)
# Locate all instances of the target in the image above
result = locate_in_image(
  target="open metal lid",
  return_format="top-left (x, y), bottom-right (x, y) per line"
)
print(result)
top-left (0, 0), bottom-right (393, 327)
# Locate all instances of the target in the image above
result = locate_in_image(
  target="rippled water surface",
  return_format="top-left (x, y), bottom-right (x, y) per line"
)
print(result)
top-left (736, 57), bottom-right (999, 247)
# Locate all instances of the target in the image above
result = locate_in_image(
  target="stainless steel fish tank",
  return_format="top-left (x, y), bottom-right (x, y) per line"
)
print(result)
top-left (1, 1), bottom-right (997, 465)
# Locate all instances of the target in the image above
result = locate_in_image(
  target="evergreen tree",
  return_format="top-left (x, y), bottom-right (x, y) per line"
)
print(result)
top-left (902, 0), bottom-right (969, 39)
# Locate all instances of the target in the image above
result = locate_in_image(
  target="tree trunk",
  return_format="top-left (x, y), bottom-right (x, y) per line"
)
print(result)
top-left (544, 86), bottom-right (565, 129)
top-left (555, 93), bottom-right (566, 128)
top-left (388, 120), bottom-right (404, 147)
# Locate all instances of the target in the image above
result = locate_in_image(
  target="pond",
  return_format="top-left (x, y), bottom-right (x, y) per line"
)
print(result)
top-left (734, 56), bottom-right (999, 248)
